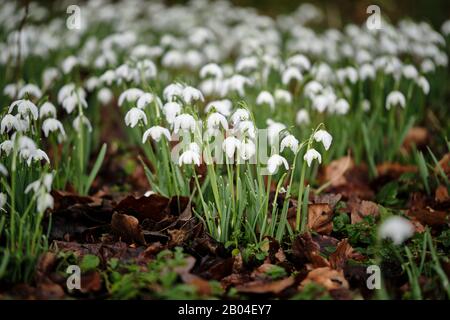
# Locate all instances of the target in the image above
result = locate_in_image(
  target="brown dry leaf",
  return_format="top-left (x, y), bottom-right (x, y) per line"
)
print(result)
top-left (180, 273), bottom-right (212, 296)
top-left (115, 194), bottom-right (170, 222)
top-left (377, 162), bottom-right (417, 178)
top-left (435, 153), bottom-right (450, 176)
top-left (235, 277), bottom-right (294, 294)
top-left (329, 239), bottom-right (354, 270)
top-left (407, 207), bottom-right (449, 227)
top-left (402, 127), bottom-right (428, 152)
top-left (111, 212), bottom-right (146, 245)
top-left (291, 233), bottom-right (330, 268)
top-left (35, 282), bottom-right (65, 299)
top-left (308, 204), bottom-right (333, 235)
top-left (80, 271), bottom-right (102, 293)
top-left (168, 229), bottom-right (186, 247)
top-left (348, 198), bottom-right (379, 224)
top-left (321, 156), bottom-right (354, 187)
top-left (435, 185), bottom-right (449, 203)
top-left (299, 267), bottom-right (349, 291)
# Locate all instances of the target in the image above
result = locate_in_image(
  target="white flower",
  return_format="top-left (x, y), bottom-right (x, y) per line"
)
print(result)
top-left (163, 102), bottom-right (182, 124)
top-left (97, 88), bottom-right (113, 105)
top-left (281, 135), bottom-right (299, 153)
top-left (163, 83), bottom-right (184, 101)
top-left (379, 216), bottom-right (414, 245)
top-left (416, 76), bottom-right (430, 95)
top-left (231, 108), bottom-right (250, 126)
top-left (142, 126), bottom-right (171, 143)
top-left (236, 120), bottom-right (256, 139)
top-left (267, 119), bottom-right (286, 146)
top-left (125, 108), bottom-right (147, 128)
top-left (282, 67), bottom-right (303, 85)
top-left (137, 93), bottom-right (155, 109)
top-left (287, 54), bottom-right (311, 71)
top-left (256, 91), bottom-right (275, 110)
top-left (200, 63), bottom-right (223, 79)
top-left (42, 173), bottom-right (54, 191)
top-left (0, 140), bottom-right (13, 156)
top-left (402, 65), bottom-right (419, 80)
top-left (18, 84), bottom-right (42, 99)
top-left (304, 148), bottom-right (322, 167)
top-left (333, 98), bottom-right (350, 115)
top-left (228, 74), bottom-right (252, 96)
top-left (42, 68), bottom-right (59, 89)
top-left (182, 86), bottom-right (204, 104)
top-left (25, 179), bottom-right (41, 194)
top-left (61, 55), bottom-right (79, 74)
top-left (8, 100), bottom-right (38, 120)
top-left (178, 150), bottom-right (201, 166)
top-left (0, 164), bottom-right (8, 176)
top-left (42, 118), bottom-right (66, 138)
top-left (311, 94), bottom-right (331, 113)
top-left (39, 102), bottom-right (57, 119)
top-left (222, 136), bottom-right (241, 159)
top-left (37, 193), bottom-right (54, 213)
top-left (3, 83), bottom-right (19, 99)
top-left (236, 56), bottom-right (259, 73)
top-left (359, 64), bottom-right (376, 80)
top-left (362, 99), bottom-right (371, 112)
top-left (118, 88), bottom-right (144, 107)
top-left (0, 192), bottom-right (6, 210)
top-left (296, 109), bottom-right (310, 126)
top-left (239, 140), bottom-right (256, 160)
top-left (274, 89), bottom-right (292, 104)
top-left (314, 130), bottom-right (333, 150)
top-left (73, 114), bottom-right (92, 132)
top-left (188, 142), bottom-right (201, 154)
top-left (207, 113), bottom-right (228, 132)
top-left (28, 149), bottom-right (50, 166)
top-left (205, 99), bottom-right (232, 116)
top-left (267, 154), bottom-right (289, 174)
top-left (1, 114), bottom-right (21, 134)
top-left (174, 114), bottom-right (196, 134)
top-left (386, 91), bottom-right (406, 110)
top-left (304, 81), bottom-right (323, 98)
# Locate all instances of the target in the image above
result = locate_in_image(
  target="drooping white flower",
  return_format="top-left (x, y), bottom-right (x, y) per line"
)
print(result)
top-left (188, 142), bottom-right (201, 154)
top-left (178, 150), bottom-right (201, 166)
top-left (182, 86), bottom-right (204, 104)
top-left (163, 102), bottom-right (182, 124)
top-left (416, 76), bottom-right (430, 95)
top-left (42, 67), bottom-right (60, 89)
top-left (137, 93), bottom-right (155, 109)
top-left (256, 91), bottom-right (275, 110)
top-left (124, 107), bottom-right (148, 128)
top-left (28, 149), bottom-right (50, 166)
top-left (296, 109), bottom-right (310, 126)
top-left (0, 140), bottom-right (14, 156)
top-left (205, 99), bottom-right (232, 116)
top-left (239, 140), bottom-right (256, 160)
top-left (267, 119), bottom-right (286, 146)
top-left (359, 64), bottom-right (376, 80)
top-left (228, 74), bottom-right (252, 96)
top-left (386, 91), bottom-right (406, 110)
top-left (236, 56), bottom-right (259, 73)
top-left (39, 102), bottom-right (57, 119)
top-left (379, 216), bottom-right (414, 245)
top-left (402, 65), bottom-right (419, 80)
top-left (3, 83), bottom-right (20, 99)
top-left (142, 126), bottom-right (171, 143)
top-left (222, 136), bottom-right (241, 159)
top-left (173, 114), bottom-right (196, 134)
top-left (1, 114), bottom-right (21, 134)
top-left (303, 148), bottom-right (322, 167)
top-left (361, 99), bottom-right (371, 112)
top-left (282, 66), bottom-right (303, 85)
top-left (313, 130), bottom-right (333, 150)
top-left (8, 99), bottom-right (38, 120)
top-left (286, 54), bottom-right (311, 71)
top-left (0, 192), bottom-right (6, 210)
top-left (42, 118), bottom-right (66, 138)
top-left (72, 114), bottom-right (92, 132)
top-left (37, 193), bottom-right (54, 213)
top-left (333, 98), bottom-right (350, 115)
top-left (267, 154), bottom-right (289, 174)
top-left (200, 63), bottom-right (223, 79)
top-left (163, 83), bottom-right (184, 101)
top-left (304, 81), bottom-right (323, 99)
top-left (97, 88), bottom-right (113, 105)
top-left (118, 88), bottom-right (144, 107)
top-left (0, 164), bottom-right (8, 176)
top-left (231, 108), bottom-right (250, 126)
top-left (280, 135), bottom-right (299, 153)
top-left (274, 89), bottom-right (292, 104)
top-left (207, 113), bottom-right (228, 132)
top-left (61, 55), bottom-right (79, 74)
top-left (18, 84), bottom-right (42, 99)
top-left (236, 120), bottom-right (256, 139)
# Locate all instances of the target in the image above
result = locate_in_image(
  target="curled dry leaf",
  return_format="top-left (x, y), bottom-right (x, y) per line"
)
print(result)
top-left (435, 153), bottom-right (450, 176)
top-left (402, 127), bottom-right (428, 152)
top-left (347, 198), bottom-right (379, 224)
top-left (435, 185), bottom-right (449, 203)
top-left (111, 212), bottom-right (146, 245)
top-left (299, 267), bottom-right (349, 291)
top-left (308, 203), bottom-right (334, 235)
top-left (329, 239), bottom-right (363, 270)
top-left (377, 162), bottom-right (417, 178)
top-left (291, 233), bottom-right (330, 269)
top-left (235, 277), bottom-right (294, 294)
top-left (407, 207), bottom-right (448, 227)
top-left (321, 156), bottom-right (354, 187)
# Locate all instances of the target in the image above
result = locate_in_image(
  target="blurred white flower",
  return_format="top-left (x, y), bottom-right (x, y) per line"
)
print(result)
top-left (282, 66), bottom-right (303, 85)
top-left (313, 129), bottom-right (333, 150)
top-left (333, 98), bottom-right (350, 115)
top-left (42, 118), bottom-right (66, 138)
top-left (296, 109), bottom-right (310, 126)
top-left (118, 88), bottom-right (144, 107)
top-left (0, 140), bottom-right (14, 156)
top-left (124, 108), bottom-right (148, 128)
top-left (207, 113), bottom-right (228, 132)
top-left (274, 89), bottom-right (292, 104)
top-left (205, 99), bottom-right (232, 116)
top-left (182, 86), bottom-right (204, 104)
top-left (304, 81), bottom-right (323, 99)
top-left (8, 99), bottom-right (38, 120)
top-left (402, 65), bottom-right (419, 80)
top-left (37, 193), bottom-right (54, 213)
top-left (200, 63), bottom-right (223, 79)
top-left (304, 148), bottom-right (322, 167)
top-left (359, 64), bottom-right (376, 80)
top-left (137, 93), bottom-right (155, 109)
top-left (386, 91), bottom-right (406, 110)
top-left (0, 193), bottom-right (6, 210)
top-left (174, 114), bottom-right (196, 134)
top-left (267, 154), bottom-right (289, 174)
top-left (39, 102), bottom-right (57, 119)
top-left (267, 119), bottom-right (286, 145)
top-left (18, 84), bottom-right (42, 99)
top-left (236, 120), bottom-right (256, 139)
top-left (97, 88), bottom-right (113, 105)
top-left (61, 56), bottom-right (79, 74)
top-left (416, 76), bottom-right (430, 95)
top-left (163, 83), bottom-right (184, 101)
top-left (379, 216), bottom-right (414, 245)
top-left (142, 126), bottom-right (171, 143)
top-left (287, 54), bottom-right (311, 71)
top-left (239, 140), bottom-right (256, 160)
top-left (0, 164), bottom-right (8, 176)
top-left (280, 135), bottom-right (299, 153)
top-left (256, 91), bottom-right (275, 110)
top-left (163, 102), bottom-right (182, 124)
top-left (73, 114), bottom-right (92, 132)
top-left (179, 150), bottom-right (201, 166)
top-left (222, 136), bottom-right (241, 159)
top-left (231, 108), bottom-right (250, 126)
top-left (1, 114), bottom-right (21, 134)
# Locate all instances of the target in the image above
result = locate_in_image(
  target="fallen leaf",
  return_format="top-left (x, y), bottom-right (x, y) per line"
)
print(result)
top-left (291, 233), bottom-right (330, 268)
top-left (402, 127), bottom-right (428, 152)
top-left (235, 277), bottom-right (294, 294)
top-left (80, 271), bottom-right (102, 293)
top-left (347, 198), bottom-right (379, 224)
top-left (111, 212), bottom-right (146, 245)
top-left (299, 267), bottom-right (349, 291)
top-left (435, 185), bottom-right (449, 203)
top-left (321, 156), bottom-right (354, 187)
top-left (329, 239), bottom-right (360, 270)
top-left (308, 204), bottom-right (334, 235)
top-left (435, 153), bottom-right (450, 176)
top-left (377, 163), bottom-right (417, 178)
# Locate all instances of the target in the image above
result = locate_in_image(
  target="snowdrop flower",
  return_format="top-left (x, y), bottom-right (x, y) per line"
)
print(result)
top-left (1, 114), bottom-right (21, 134)
top-left (361, 99), bottom-right (371, 112)
top-left (0, 193), bottom-right (6, 210)
top-left (163, 83), bottom-right (184, 101)
top-left (8, 100), bottom-right (38, 120)
top-left (205, 99), bottom-right (232, 116)
top-left (228, 74), bottom-right (252, 96)
top-left (200, 63), bottom-right (223, 79)
top-left (282, 66), bottom-right (303, 85)
top-left (137, 93), bottom-right (155, 109)
top-left (174, 114), bottom-right (196, 134)
top-left (256, 91), bottom-right (275, 110)
top-left (0, 164), bottom-right (8, 176)
top-left (61, 55), bottom-right (79, 74)
top-left (100, 70), bottom-right (116, 85)
top-left (85, 77), bottom-right (99, 92)
top-left (39, 102), bottom-right (57, 119)
top-left (274, 89), bottom-right (292, 104)
top-left (236, 120), bottom-right (256, 139)
top-left (267, 154), bottom-right (289, 174)
top-left (0, 140), bottom-right (13, 156)
top-left (142, 126), bottom-right (171, 143)
top-left (178, 150), bottom-right (201, 166)
top-left (304, 148), bottom-right (322, 167)
top-left (304, 81), bottom-right (323, 99)
top-left (3, 83), bottom-right (20, 99)
top-left (163, 102), bottom-right (182, 124)
top-left (239, 140), bottom-right (256, 160)
top-left (379, 216), bottom-right (414, 245)
top-left (296, 109), bottom-right (310, 126)
top-left (188, 142), bottom-right (201, 155)
top-left (42, 68), bottom-right (59, 89)
top-left (28, 149), bottom-right (50, 166)
top-left (280, 135), bottom-right (299, 153)
top-left (125, 108), bottom-right (147, 128)
top-left (236, 56), bottom-right (259, 73)
top-left (18, 84), bottom-right (42, 99)
top-left (267, 120), bottom-right (286, 146)
top-left (222, 136), bottom-right (241, 159)
top-left (97, 88), bottom-right (113, 105)
top-left (402, 65), bottom-right (419, 80)
top-left (416, 76), bottom-right (430, 95)
top-left (182, 86), bottom-right (204, 104)
top-left (42, 118), bottom-right (66, 138)
top-left (359, 64), bottom-right (376, 80)
top-left (36, 193), bottom-right (54, 213)
top-left (118, 88), bottom-right (144, 107)
top-left (287, 54), bottom-right (311, 71)
top-left (333, 98), bottom-right (350, 115)
top-left (231, 108), bottom-right (250, 126)
top-left (421, 59), bottom-right (435, 73)
top-left (207, 113), bottom-right (228, 132)
top-left (386, 91), bottom-right (406, 110)
top-left (314, 130), bottom-right (333, 150)
top-left (73, 114), bottom-right (92, 132)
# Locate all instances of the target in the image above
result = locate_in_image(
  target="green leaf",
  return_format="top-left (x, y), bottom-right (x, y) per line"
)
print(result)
top-left (80, 254), bottom-right (100, 272)
top-left (83, 143), bottom-right (107, 195)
